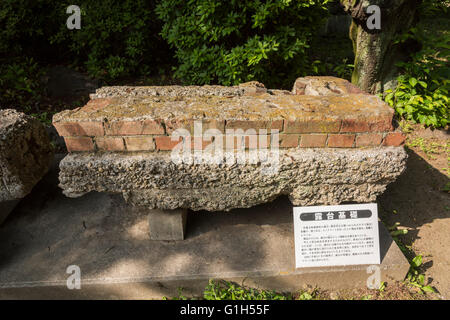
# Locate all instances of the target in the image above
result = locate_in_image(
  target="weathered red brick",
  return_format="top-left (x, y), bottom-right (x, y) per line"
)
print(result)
top-left (270, 120), bottom-right (284, 132)
top-left (54, 121), bottom-right (104, 137)
top-left (284, 120), bottom-right (341, 134)
top-left (327, 134), bottom-right (355, 148)
top-left (299, 134), bottom-right (327, 148)
top-left (165, 119), bottom-right (194, 135)
top-left (106, 119), bottom-right (165, 135)
top-left (216, 134), bottom-right (272, 150)
top-left (187, 136), bottom-right (213, 150)
top-left (355, 133), bottom-right (383, 147)
top-left (341, 119), bottom-right (370, 133)
top-left (124, 136), bottom-right (155, 151)
top-left (279, 134), bottom-right (299, 148)
top-left (245, 135), bottom-right (271, 149)
top-left (95, 137), bottom-right (125, 151)
top-left (342, 116), bottom-right (393, 133)
top-left (383, 132), bottom-right (406, 146)
top-left (64, 137), bottom-right (94, 152)
top-left (369, 116), bottom-right (394, 132)
top-left (154, 136), bottom-right (183, 151)
top-left (217, 135), bottom-right (244, 150)
top-left (225, 120), bottom-right (283, 133)
top-left (166, 119), bottom-right (226, 135)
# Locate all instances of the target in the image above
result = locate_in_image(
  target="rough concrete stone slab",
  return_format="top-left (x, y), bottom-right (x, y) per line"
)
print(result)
top-left (0, 162), bottom-right (410, 299)
top-left (58, 147), bottom-right (407, 211)
top-left (148, 208), bottom-right (187, 240)
top-left (0, 109), bottom-right (53, 222)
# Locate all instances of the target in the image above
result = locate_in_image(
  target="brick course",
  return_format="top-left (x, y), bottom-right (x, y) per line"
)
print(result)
top-left (64, 137), bottom-right (94, 152)
top-left (54, 121), bottom-right (104, 137)
top-left (284, 120), bottom-right (341, 134)
top-left (383, 132), bottom-right (406, 146)
top-left (106, 120), bottom-right (164, 136)
top-left (95, 137), bottom-right (125, 151)
top-left (355, 133), bottom-right (383, 147)
top-left (124, 136), bottom-right (155, 151)
top-left (279, 134), bottom-right (299, 148)
top-left (53, 80), bottom-right (403, 153)
top-left (154, 136), bottom-right (183, 151)
top-left (299, 134), bottom-right (328, 148)
top-left (327, 134), bottom-right (355, 148)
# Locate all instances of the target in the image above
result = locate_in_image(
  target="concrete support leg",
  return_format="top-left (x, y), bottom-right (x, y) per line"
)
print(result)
top-left (148, 208), bottom-right (187, 240)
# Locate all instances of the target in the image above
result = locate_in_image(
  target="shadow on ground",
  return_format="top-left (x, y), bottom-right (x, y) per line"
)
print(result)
top-left (0, 153), bottom-right (298, 298)
top-left (378, 147), bottom-right (450, 296)
top-left (0, 144), bottom-right (448, 299)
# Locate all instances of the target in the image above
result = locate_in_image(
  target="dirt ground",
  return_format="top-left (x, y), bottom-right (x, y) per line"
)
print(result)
top-left (377, 124), bottom-right (449, 299)
top-left (299, 123), bottom-right (449, 300)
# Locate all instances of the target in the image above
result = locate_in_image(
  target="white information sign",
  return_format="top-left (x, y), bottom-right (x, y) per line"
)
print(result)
top-left (293, 203), bottom-right (380, 268)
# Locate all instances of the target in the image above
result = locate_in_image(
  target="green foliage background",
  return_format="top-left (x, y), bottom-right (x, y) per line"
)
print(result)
top-left (0, 0), bottom-right (172, 111)
top-left (50, 0), bottom-right (172, 81)
top-left (0, 0), bottom-right (448, 128)
top-left (383, 0), bottom-right (449, 128)
top-left (0, 0), bottom-right (59, 109)
top-left (156, 0), bottom-right (330, 88)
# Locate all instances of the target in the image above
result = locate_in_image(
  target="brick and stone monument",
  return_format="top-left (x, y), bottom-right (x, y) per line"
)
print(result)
top-left (53, 77), bottom-right (407, 240)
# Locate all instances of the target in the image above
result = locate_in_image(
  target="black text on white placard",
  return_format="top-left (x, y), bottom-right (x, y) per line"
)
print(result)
top-left (293, 203), bottom-right (380, 268)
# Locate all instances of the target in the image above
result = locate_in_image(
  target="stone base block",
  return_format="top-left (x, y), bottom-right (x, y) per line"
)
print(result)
top-left (148, 208), bottom-right (187, 240)
top-left (0, 193), bottom-right (409, 299)
top-left (0, 109), bottom-right (53, 203)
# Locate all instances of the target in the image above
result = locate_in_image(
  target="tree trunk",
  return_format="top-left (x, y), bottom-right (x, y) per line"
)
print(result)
top-left (340, 0), bottom-right (421, 94)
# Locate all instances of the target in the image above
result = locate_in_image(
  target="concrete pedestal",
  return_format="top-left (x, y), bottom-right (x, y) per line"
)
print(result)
top-left (0, 191), bottom-right (410, 299)
top-left (148, 208), bottom-right (187, 241)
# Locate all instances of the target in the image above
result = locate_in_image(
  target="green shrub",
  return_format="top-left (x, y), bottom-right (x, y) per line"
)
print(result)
top-left (420, 0), bottom-right (449, 16)
top-left (384, 10), bottom-right (449, 128)
top-left (0, 0), bottom-right (59, 59)
top-left (0, 0), bottom-right (56, 110)
top-left (0, 0), bottom-right (173, 110)
top-left (51, 0), bottom-right (172, 81)
top-left (0, 58), bottom-right (44, 110)
top-left (156, 0), bottom-right (330, 88)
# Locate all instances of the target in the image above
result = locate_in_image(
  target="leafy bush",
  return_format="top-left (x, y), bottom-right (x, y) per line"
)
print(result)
top-left (0, 0), bottom-right (57, 110)
top-left (0, 58), bottom-right (44, 110)
top-left (0, 0), bottom-right (59, 59)
top-left (0, 0), bottom-right (173, 111)
top-left (384, 7), bottom-right (449, 128)
top-left (420, 0), bottom-right (449, 16)
top-left (156, 0), bottom-right (330, 88)
top-left (51, 0), bottom-right (172, 81)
